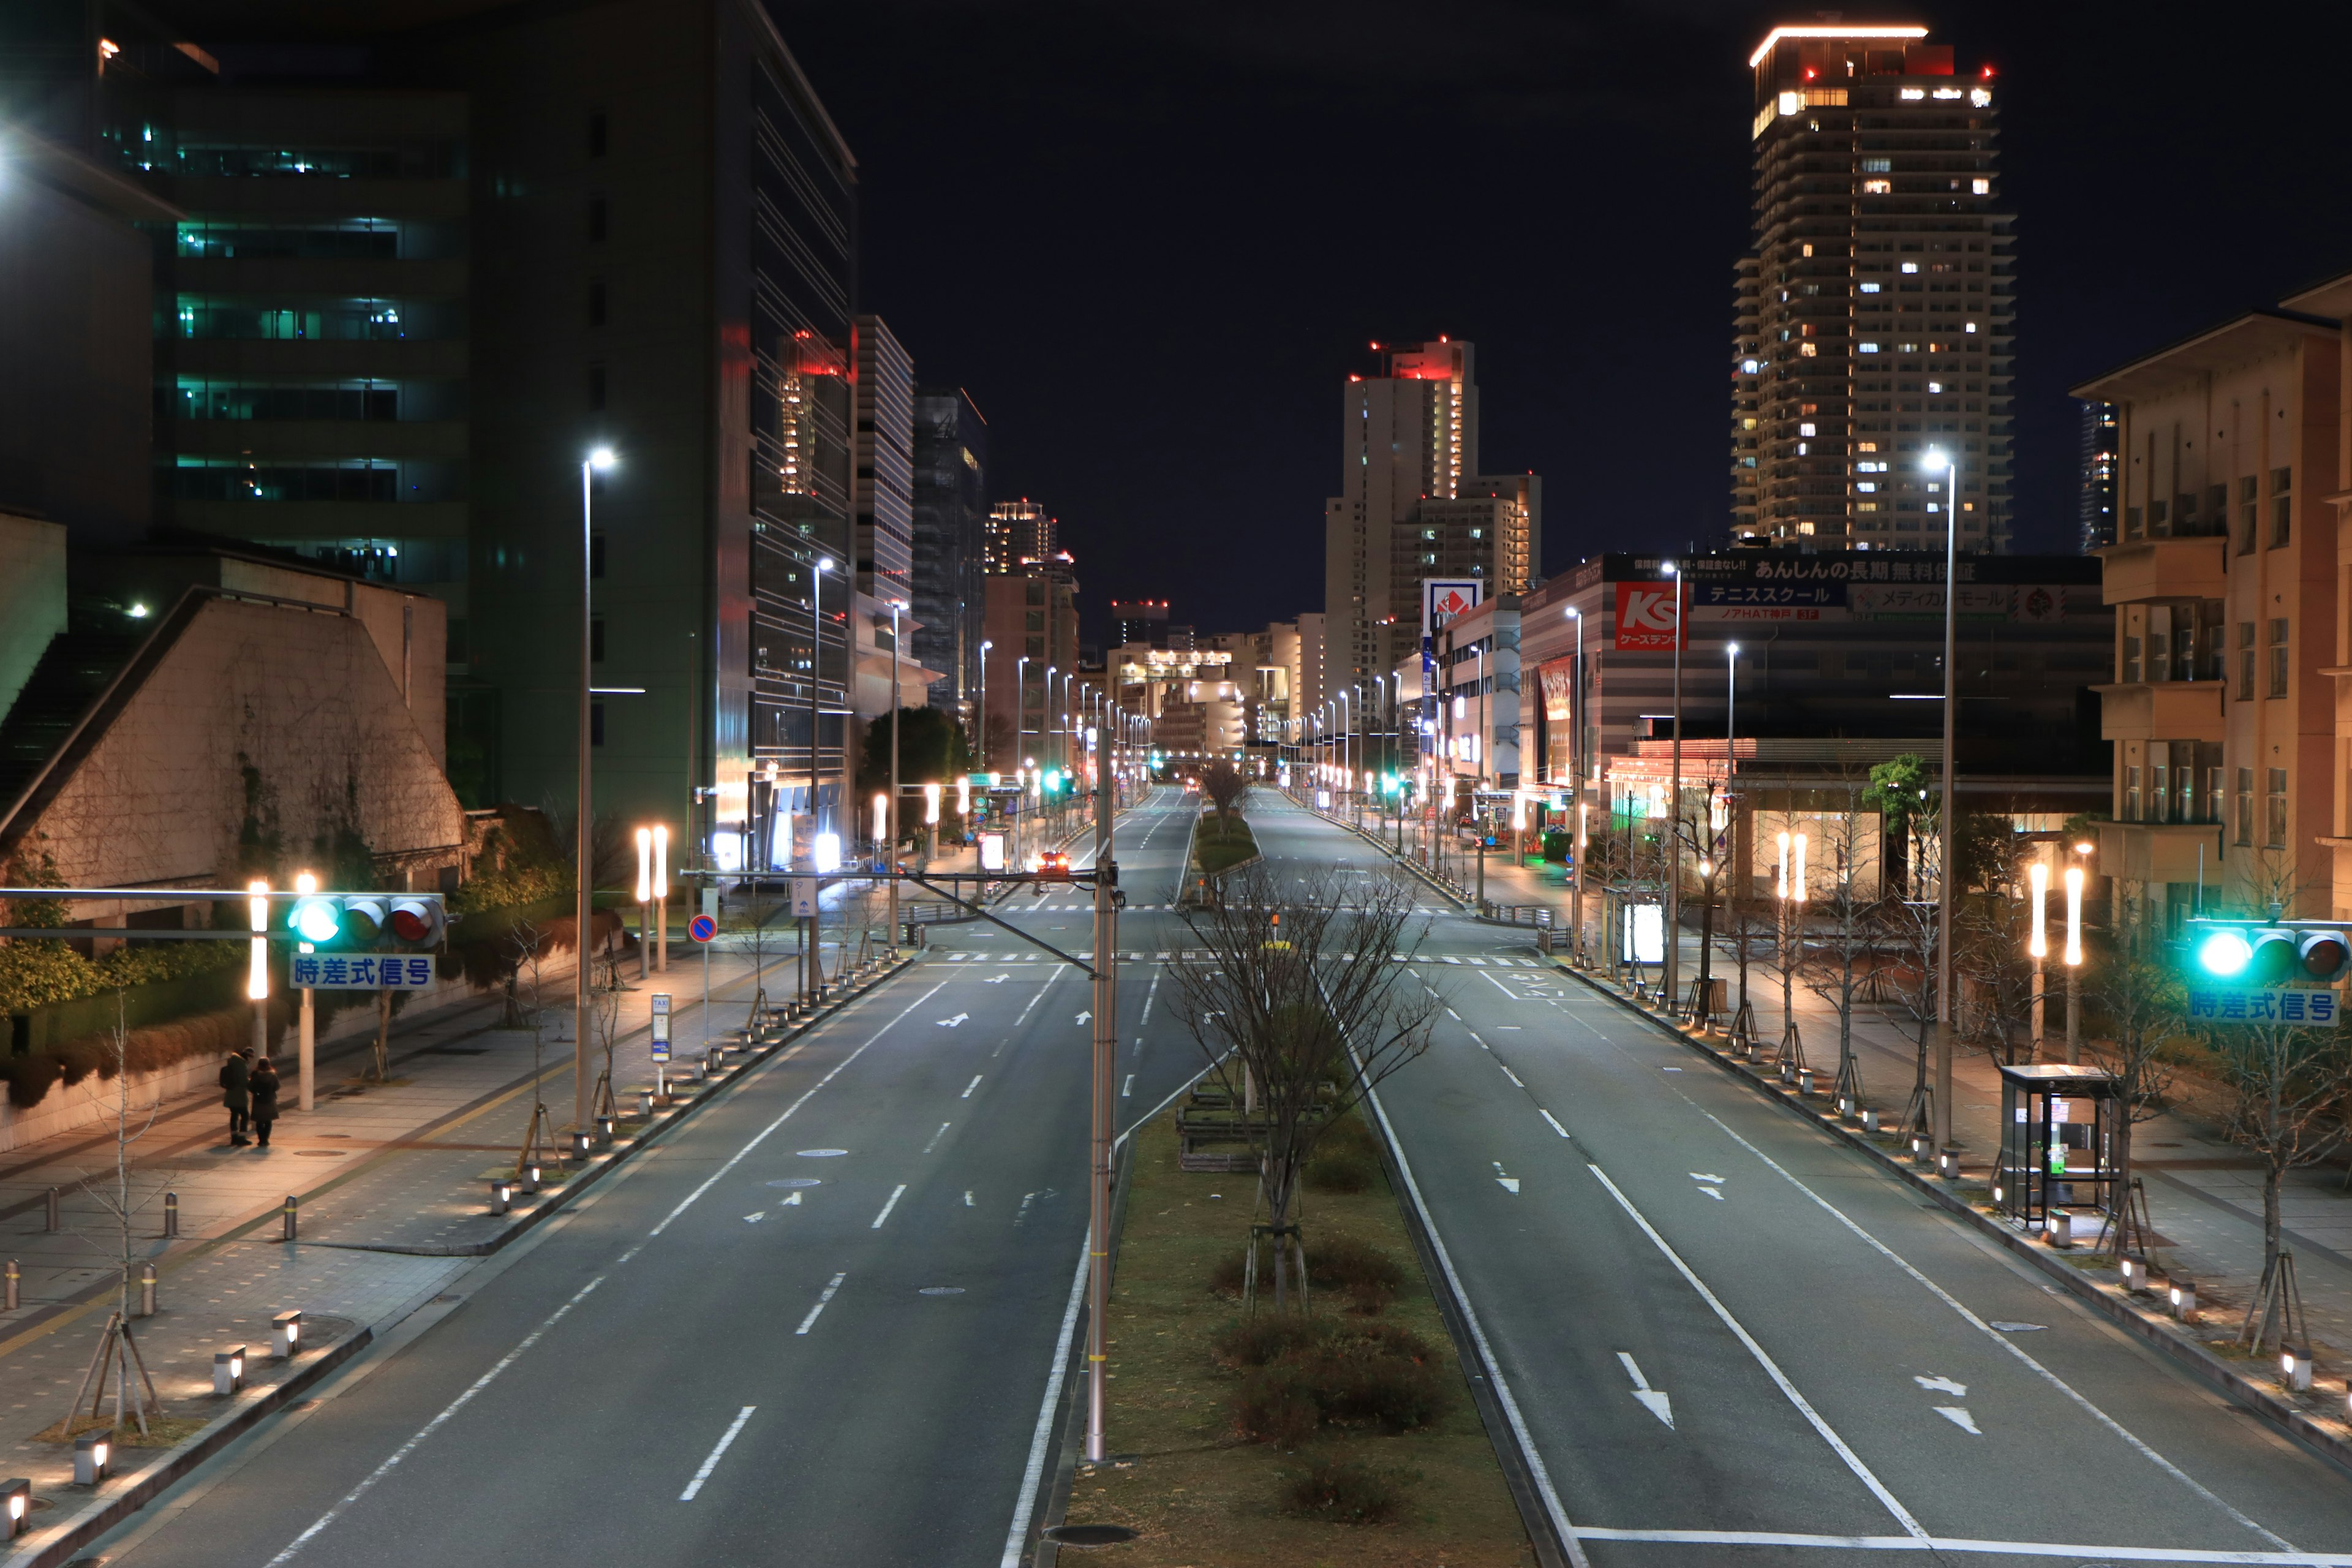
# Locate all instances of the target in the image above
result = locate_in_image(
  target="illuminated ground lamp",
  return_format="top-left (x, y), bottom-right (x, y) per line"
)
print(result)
top-left (2048, 1211), bottom-right (2072, 1250)
top-left (73, 1433), bottom-right (110, 1486)
top-left (521, 1162), bottom-right (543, 1195)
top-left (489, 1178), bottom-right (511, 1215)
top-left (572, 1128), bottom-right (592, 1159)
top-left (637, 1089), bottom-right (654, 1118)
top-left (271, 1310), bottom-right (303, 1359)
top-left (2170, 1278), bottom-right (2197, 1322)
top-left (213, 1344), bottom-right (246, 1396)
top-left (1936, 1148), bottom-right (1960, 1181)
top-left (1910, 1134), bottom-right (1932, 1167)
top-left (597, 1114), bottom-right (616, 1145)
top-left (1861, 1109), bottom-right (1880, 1135)
top-left (2118, 1256), bottom-right (2148, 1294)
top-left (3, 1476), bottom-right (29, 1537)
top-left (2283, 1344), bottom-right (2313, 1394)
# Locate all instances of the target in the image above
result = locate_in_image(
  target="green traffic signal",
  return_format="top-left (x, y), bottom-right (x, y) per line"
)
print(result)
top-left (288, 897), bottom-right (341, 945)
top-left (2192, 922), bottom-right (2351, 984)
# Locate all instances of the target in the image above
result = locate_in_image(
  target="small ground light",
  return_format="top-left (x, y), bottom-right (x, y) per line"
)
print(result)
top-left (4, 1476), bottom-right (31, 1537)
top-left (522, 1163), bottom-right (541, 1195)
top-left (214, 1345), bottom-right (246, 1395)
top-left (73, 1434), bottom-right (109, 1485)
top-left (2119, 1256), bottom-right (2147, 1293)
top-left (2170, 1278), bottom-right (2197, 1321)
top-left (489, 1180), bottom-right (510, 1215)
top-left (272, 1310), bottom-right (303, 1358)
top-left (2283, 1345), bottom-right (2313, 1393)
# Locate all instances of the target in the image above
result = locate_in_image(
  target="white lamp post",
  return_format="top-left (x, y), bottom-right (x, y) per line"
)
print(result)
top-left (1923, 445), bottom-right (1960, 1158)
top-left (1663, 560), bottom-right (1685, 1015)
top-left (576, 445), bottom-right (616, 1135)
top-left (978, 639), bottom-right (993, 771)
top-left (2028, 859), bottom-right (2048, 1056)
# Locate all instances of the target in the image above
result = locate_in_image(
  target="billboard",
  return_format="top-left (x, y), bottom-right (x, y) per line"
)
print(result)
top-left (1613, 581), bottom-right (1684, 651)
top-left (1537, 657), bottom-right (1577, 722)
top-left (1422, 578), bottom-right (1483, 640)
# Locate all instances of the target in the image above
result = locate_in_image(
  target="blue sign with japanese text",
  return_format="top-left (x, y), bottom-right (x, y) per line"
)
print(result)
top-left (2186, 987), bottom-right (2337, 1025)
top-left (290, 954), bottom-right (435, 990)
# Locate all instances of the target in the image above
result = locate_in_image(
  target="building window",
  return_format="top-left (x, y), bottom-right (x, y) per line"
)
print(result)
top-left (591, 701), bottom-right (606, 747)
top-left (2206, 765), bottom-right (2223, 824)
top-left (2272, 466), bottom-right (2292, 547)
top-left (2268, 617), bottom-right (2290, 698)
top-left (591, 535), bottom-right (606, 579)
top-left (2121, 635), bottom-right (2140, 684)
top-left (2235, 766), bottom-right (2253, 845)
top-left (2237, 622), bottom-right (2255, 700)
top-left (590, 617), bottom-right (606, 662)
top-left (2266, 767), bottom-right (2288, 847)
top-left (2124, 764), bottom-right (2141, 823)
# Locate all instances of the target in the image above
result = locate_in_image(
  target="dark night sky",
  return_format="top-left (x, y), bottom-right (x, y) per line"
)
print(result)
top-left (772, 1), bottom-right (2352, 647)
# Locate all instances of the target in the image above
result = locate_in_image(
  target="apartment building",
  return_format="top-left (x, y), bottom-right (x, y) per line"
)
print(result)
top-left (2077, 287), bottom-right (2343, 931)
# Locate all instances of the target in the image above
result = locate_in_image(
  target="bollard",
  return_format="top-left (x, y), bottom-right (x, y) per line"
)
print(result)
top-left (163, 1190), bottom-right (179, 1238)
top-left (2283, 1344), bottom-right (2313, 1394)
top-left (489, 1179), bottom-right (511, 1216)
top-left (1795, 1067), bottom-right (1815, 1095)
top-left (707, 1046), bottom-right (723, 1076)
top-left (2170, 1278), bottom-right (2198, 1323)
top-left (1936, 1150), bottom-right (1959, 1181)
top-left (521, 1163), bottom-right (542, 1196)
top-left (2049, 1211), bottom-right (2073, 1249)
top-left (571, 1130), bottom-right (592, 1161)
top-left (138, 1262), bottom-right (157, 1319)
top-left (596, 1115), bottom-right (615, 1147)
top-left (3, 1259), bottom-right (16, 1313)
top-left (72, 1433), bottom-right (110, 1486)
top-left (1836, 1094), bottom-right (1855, 1120)
top-left (271, 1310), bottom-right (303, 1359)
top-left (636, 1089), bottom-right (653, 1118)
top-left (45, 1187), bottom-right (59, 1233)
top-left (281, 1194), bottom-right (299, 1243)
top-left (1861, 1109), bottom-right (1880, 1135)
top-left (2119, 1255), bottom-right (2147, 1294)
top-left (2, 1476), bottom-right (28, 1539)
top-left (213, 1344), bottom-right (246, 1396)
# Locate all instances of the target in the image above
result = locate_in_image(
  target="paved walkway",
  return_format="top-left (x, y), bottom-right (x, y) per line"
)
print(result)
top-left (0, 930), bottom-right (797, 1510)
top-left (1303, 795), bottom-right (2352, 1365)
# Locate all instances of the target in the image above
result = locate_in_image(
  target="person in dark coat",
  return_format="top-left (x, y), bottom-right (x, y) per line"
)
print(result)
top-left (221, 1049), bottom-right (251, 1146)
top-left (249, 1057), bottom-right (281, 1148)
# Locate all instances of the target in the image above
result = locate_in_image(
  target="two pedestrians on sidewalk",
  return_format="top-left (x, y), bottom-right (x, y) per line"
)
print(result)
top-left (214, 1049), bottom-right (279, 1147)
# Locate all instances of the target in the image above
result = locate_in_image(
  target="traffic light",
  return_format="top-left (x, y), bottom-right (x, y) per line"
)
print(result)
top-left (284, 893), bottom-right (445, 950)
top-left (2192, 921), bottom-right (2350, 984)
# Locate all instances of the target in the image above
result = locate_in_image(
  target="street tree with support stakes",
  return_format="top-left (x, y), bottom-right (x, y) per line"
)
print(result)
top-left (1168, 862), bottom-right (1439, 1316)
top-left (1800, 784), bottom-right (1880, 1110)
top-left (2082, 893), bottom-right (2182, 1262)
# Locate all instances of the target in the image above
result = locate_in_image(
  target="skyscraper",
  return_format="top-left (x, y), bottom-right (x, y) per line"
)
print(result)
top-left (1730, 23), bottom-right (2015, 551)
top-left (986, 498), bottom-right (1055, 575)
top-left (851, 315), bottom-right (915, 607)
top-left (910, 385), bottom-right (987, 725)
top-left (2077, 399), bottom-right (2118, 552)
top-left (1111, 600), bottom-right (1169, 649)
top-left (1322, 339), bottom-right (1537, 693)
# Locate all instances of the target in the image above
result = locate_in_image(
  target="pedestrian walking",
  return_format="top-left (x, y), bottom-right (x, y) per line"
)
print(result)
top-left (221, 1048), bottom-right (251, 1146)
top-left (249, 1055), bottom-right (281, 1148)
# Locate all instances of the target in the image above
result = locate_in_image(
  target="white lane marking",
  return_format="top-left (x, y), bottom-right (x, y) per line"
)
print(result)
top-left (1586, 1164), bottom-right (1927, 1540)
top-left (1140, 970), bottom-right (1160, 1025)
top-left (1615, 1351), bottom-right (1674, 1430)
top-left (678, 1406), bottom-right (757, 1499)
top-left (871, 1183), bottom-right (909, 1229)
top-left (1915, 1374), bottom-right (1966, 1397)
top-left (1496, 1024), bottom-right (1522, 1029)
top-left (1696, 1186), bottom-right (1724, 1201)
top-left (923, 1121), bottom-right (952, 1155)
top-left (261, 1272), bottom-right (608, 1565)
top-left (646, 981), bottom-right (947, 1237)
top-left (796, 1271), bottom-right (846, 1335)
top-left (1700, 1110), bottom-right (2294, 1550)
top-left (744, 1212), bottom-right (766, 1223)
top-left (1499, 1064), bottom-right (1525, 1088)
top-left (1991, 1321), bottom-right (2046, 1333)
top-left (998, 1208), bottom-right (1096, 1567)
top-left (962, 1074), bottom-right (984, 1098)
top-left (1561, 1530), bottom-right (2352, 1562)
top-left (1121, 1074), bottom-right (1134, 1098)
top-left (938, 1012), bottom-right (970, 1027)
top-left (1936, 1406), bottom-right (1982, 1435)
top-left (1357, 1085), bottom-right (1590, 1568)
top-left (1011, 970), bottom-right (1058, 1029)
top-left (1539, 1109), bottom-right (1571, 1139)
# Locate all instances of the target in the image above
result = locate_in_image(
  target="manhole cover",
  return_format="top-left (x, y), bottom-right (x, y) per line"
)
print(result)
top-left (1045, 1525), bottom-right (1137, 1547)
top-left (918, 1286), bottom-right (965, 1295)
top-left (796, 1149), bottom-right (848, 1158)
top-left (766, 1178), bottom-right (822, 1188)
top-left (295, 1150), bottom-right (348, 1158)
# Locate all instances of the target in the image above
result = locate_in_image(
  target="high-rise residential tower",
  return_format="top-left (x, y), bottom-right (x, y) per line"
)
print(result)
top-left (1730, 23), bottom-right (2015, 550)
top-left (910, 385), bottom-right (987, 725)
top-left (985, 498), bottom-right (1055, 575)
top-left (1322, 339), bottom-right (1537, 692)
top-left (851, 315), bottom-right (914, 606)
top-left (2078, 399), bottom-right (2119, 552)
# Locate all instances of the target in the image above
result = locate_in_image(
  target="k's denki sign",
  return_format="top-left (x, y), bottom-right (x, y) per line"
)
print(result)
top-left (1613, 582), bottom-right (1685, 650)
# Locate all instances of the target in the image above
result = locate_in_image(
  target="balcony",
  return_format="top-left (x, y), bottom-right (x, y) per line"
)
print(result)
top-left (2097, 820), bottom-right (2222, 886)
top-left (2097, 535), bottom-right (2225, 605)
top-left (2093, 680), bottom-right (2224, 744)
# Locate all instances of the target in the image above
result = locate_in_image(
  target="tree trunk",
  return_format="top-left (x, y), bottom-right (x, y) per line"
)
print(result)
top-left (372, 988), bottom-right (391, 1080)
top-left (2263, 1161), bottom-right (2283, 1286)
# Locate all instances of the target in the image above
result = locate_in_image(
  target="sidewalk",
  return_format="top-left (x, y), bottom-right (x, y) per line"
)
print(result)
top-left (0, 932), bottom-right (794, 1547)
top-left (1460, 847), bottom-right (2352, 1365)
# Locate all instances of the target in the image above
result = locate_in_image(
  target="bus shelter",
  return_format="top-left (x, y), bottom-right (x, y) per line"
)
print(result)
top-left (1994, 1062), bottom-right (2119, 1231)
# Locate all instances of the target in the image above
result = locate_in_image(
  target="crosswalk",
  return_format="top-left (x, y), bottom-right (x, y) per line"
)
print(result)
top-left (926, 950), bottom-right (1554, 967)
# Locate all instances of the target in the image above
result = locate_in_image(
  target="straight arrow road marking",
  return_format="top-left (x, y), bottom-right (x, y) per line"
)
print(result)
top-left (1915, 1374), bottom-right (1967, 1397)
top-left (678, 1406), bottom-right (757, 1501)
top-left (1616, 1352), bottom-right (1674, 1430)
top-left (779, 1191), bottom-right (801, 1206)
top-left (1075, 1010), bottom-right (1092, 1025)
top-left (743, 1212), bottom-right (766, 1223)
top-left (984, 974), bottom-right (1008, 984)
top-left (796, 1272), bottom-right (846, 1335)
top-left (1935, 1406), bottom-right (1982, 1435)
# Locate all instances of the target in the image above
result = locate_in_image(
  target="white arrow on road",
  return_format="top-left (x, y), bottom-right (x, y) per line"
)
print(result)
top-left (984, 974), bottom-right (1009, 984)
top-left (1075, 1011), bottom-right (1092, 1025)
top-left (938, 1013), bottom-right (970, 1028)
top-left (1914, 1374), bottom-right (1966, 1397)
top-left (1616, 1352), bottom-right (1674, 1430)
top-left (779, 1191), bottom-right (802, 1206)
top-left (1935, 1406), bottom-right (1981, 1434)
top-left (1493, 1161), bottom-right (1520, 1194)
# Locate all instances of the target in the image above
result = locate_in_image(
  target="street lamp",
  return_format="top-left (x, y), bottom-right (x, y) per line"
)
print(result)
top-left (576, 445), bottom-right (616, 1134)
top-left (1662, 559), bottom-right (1686, 1016)
top-left (888, 599), bottom-right (905, 952)
top-left (2028, 859), bottom-right (2048, 1057)
top-left (978, 639), bottom-right (993, 771)
top-left (2065, 842), bottom-right (2090, 1063)
top-left (1923, 445), bottom-right (1961, 1157)
top-left (1566, 605), bottom-right (1585, 961)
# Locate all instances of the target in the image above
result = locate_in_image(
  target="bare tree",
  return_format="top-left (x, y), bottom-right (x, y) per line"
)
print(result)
top-left (507, 922), bottom-right (559, 1174)
top-left (1801, 785), bottom-right (1880, 1106)
top-left (57, 997), bottom-right (164, 1440)
top-left (1953, 820), bottom-right (2032, 1064)
top-left (1200, 759), bottom-right (1248, 839)
top-left (2082, 917), bottom-right (2182, 1260)
top-left (1170, 863), bottom-right (1439, 1311)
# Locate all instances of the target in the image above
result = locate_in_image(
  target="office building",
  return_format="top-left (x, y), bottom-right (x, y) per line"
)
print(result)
top-left (910, 385), bottom-right (987, 727)
top-left (986, 498), bottom-right (1054, 575)
top-left (1111, 599), bottom-right (1169, 649)
top-left (2078, 275), bottom-right (2346, 932)
top-left (1323, 339), bottom-right (1540, 693)
top-left (851, 315), bottom-right (914, 606)
top-left (2078, 399), bottom-right (2119, 552)
top-left (1730, 23), bottom-right (2015, 551)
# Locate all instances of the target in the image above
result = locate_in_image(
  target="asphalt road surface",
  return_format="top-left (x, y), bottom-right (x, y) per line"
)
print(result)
top-left (90, 786), bottom-right (1210, 1568)
top-left (1244, 796), bottom-right (2352, 1568)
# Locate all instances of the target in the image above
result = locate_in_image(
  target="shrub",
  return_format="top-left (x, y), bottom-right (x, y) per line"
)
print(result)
top-left (1212, 1314), bottom-right (1325, 1369)
top-left (1305, 1147), bottom-right (1378, 1193)
top-left (1234, 1363), bottom-right (1319, 1446)
top-left (1218, 1317), bottom-right (1447, 1443)
top-left (1210, 1234), bottom-right (1406, 1314)
top-left (1, 1052), bottom-right (61, 1109)
top-left (1281, 1456), bottom-right (1412, 1524)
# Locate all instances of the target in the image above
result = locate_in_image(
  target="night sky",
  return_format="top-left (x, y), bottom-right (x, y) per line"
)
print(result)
top-left (774, 1), bottom-right (2352, 648)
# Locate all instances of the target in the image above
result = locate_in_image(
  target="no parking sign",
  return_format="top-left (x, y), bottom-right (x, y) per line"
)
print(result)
top-left (688, 913), bottom-right (717, 943)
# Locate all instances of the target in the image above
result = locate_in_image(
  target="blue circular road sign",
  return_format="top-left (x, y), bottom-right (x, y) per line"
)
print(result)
top-left (688, 914), bottom-right (718, 943)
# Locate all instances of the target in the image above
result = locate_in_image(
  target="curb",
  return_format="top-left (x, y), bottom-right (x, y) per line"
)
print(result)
top-left (1294, 799), bottom-right (1469, 911)
top-left (1552, 957), bottom-right (2352, 1486)
top-left (2, 1322), bottom-right (374, 1568)
top-left (1027, 1133), bottom-right (1142, 1568)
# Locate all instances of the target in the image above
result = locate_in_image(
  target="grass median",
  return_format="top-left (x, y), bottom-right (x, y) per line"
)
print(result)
top-left (1194, 814), bottom-right (1259, 876)
top-left (1064, 1105), bottom-right (1536, 1564)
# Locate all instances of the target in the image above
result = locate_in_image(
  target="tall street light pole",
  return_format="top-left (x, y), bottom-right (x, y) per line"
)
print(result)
top-left (1664, 560), bottom-right (1684, 1014)
top-left (1926, 447), bottom-right (1960, 1163)
top-left (978, 639), bottom-right (993, 772)
top-left (1566, 606), bottom-right (1584, 960)
top-left (889, 600), bottom-right (903, 952)
top-left (576, 447), bottom-right (615, 1135)
top-left (807, 556), bottom-right (832, 1005)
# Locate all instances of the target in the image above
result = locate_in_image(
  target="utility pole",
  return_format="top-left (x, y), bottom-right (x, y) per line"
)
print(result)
top-left (1085, 709), bottom-right (1118, 1461)
top-left (1664, 561), bottom-right (1684, 1013)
